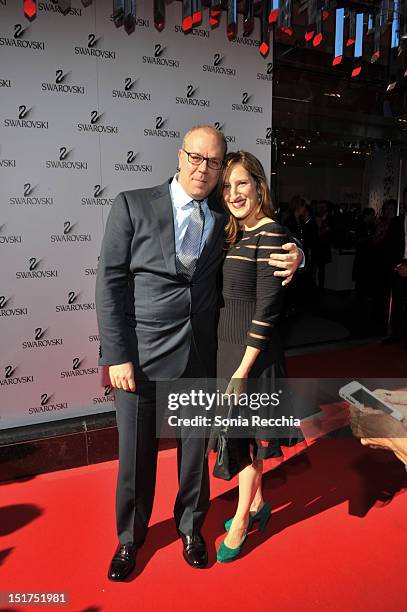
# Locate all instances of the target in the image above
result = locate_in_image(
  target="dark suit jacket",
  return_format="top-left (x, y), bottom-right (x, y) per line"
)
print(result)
top-left (95, 179), bottom-right (225, 383)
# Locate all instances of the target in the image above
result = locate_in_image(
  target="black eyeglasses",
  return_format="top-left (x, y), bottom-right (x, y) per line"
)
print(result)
top-left (182, 149), bottom-right (223, 170)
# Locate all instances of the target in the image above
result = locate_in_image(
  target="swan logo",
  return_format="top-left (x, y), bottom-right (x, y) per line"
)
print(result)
top-left (0, 24), bottom-right (45, 50)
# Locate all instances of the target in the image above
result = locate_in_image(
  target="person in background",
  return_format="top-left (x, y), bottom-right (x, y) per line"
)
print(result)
top-left (312, 200), bottom-right (332, 291)
top-left (352, 208), bottom-right (377, 329)
top-left (285, 197), bottom-right (318, 310)
top-left (372, 200), bottom-right (397, 331)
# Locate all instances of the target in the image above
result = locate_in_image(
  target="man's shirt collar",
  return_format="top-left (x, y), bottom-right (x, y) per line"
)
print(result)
top-left (170, 174), bottom-right (207, 209)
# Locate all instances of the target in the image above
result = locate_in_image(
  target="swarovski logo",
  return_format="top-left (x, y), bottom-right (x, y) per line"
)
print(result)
top-left (0, 24), bottom-right (45, 51)
top-left (0, 364), bottom-right (34, 386)
top-left (0, 295), bottom-right (29, 318)
top-left (213, 122), bottom-right (236, 143)
top-left (77, 111), bottom-right (118, 134)
top-left (15, 257), bottom-right (58, 279)
top-left (9, 183), bottom-right (53, 206)
top-left (154, 44), bottom-right (165, 57)
top-left (91, 110), bottom-right (101, 124)
top-left (124, 77), bottom-right (136, 91)
top-left (28, 391), bottom-right (68, 415)
top-left (93, 383), bottom-right (115, 404)
top-left (202, 53), bottom-right (236, 77)
top-left (0, 222), bottom-right (21, 244)
top-left (4, 106), bottom-right (49, 129)
top-left (176, 85), bottom-right (210, 107)
top-left (232, 93), bottom-right (263, 114)
top-left (55, 69), bottom-right (67, 84)
top-left (22, 327), bottom-right (63, 350)
top-left (142, 44), bottom-right (180, 69)
top-left (88, 34), bottom-right (99, 48)
top-left (230, 35), bottom-right (260, 47)
top-left (64, 221), bottom-right (75, 234)
top-left (144, 117), bottom-right (180, 139)
top-left (59, 147), bottom-right (70, 160)
top-left (60, 357), bottom-right (99, 378)
top-left (42, 68), bottom-right (85, 95)
top-left (5, 365), bottom-right (16, 379)
top-left (256, 127), bottom-right (273, 146)
top-left (68, 291), bottom-right (79, 304)
top-left (81, 185), bottom-right (114, 207)
top-left (56, 291), bottom-right (95, 313)
top-left (156, 116), bottom-right (166, 129)
top-left (38, 2), bottom-right (82, 17)
top-left (51, 222), bottom-right (91, 243)
top-left (29, 257), bottom-right (40, 271)
top-left (187, 84), bottom-right (198, 98)
top-left (115, 151), bottom-right (153, 174)
top-left (14, 24), bottom-right (25, 39)
top-left (112, 77), bottom-right (151, 102)
top-left (35, 327), bottom-right (46, 340)
top-left (174, 24), bottom-right (209, 37)
top-left (257, 62), bottom-right (273, 81)
top-left (19, 105), bottom-right (30, 119)
top-left (74, 34), bottom-right (116, 59)
top-left (45, 147), bottom-right (87, 170)
top-left (73, 357), bottom-right (82, 370)
top-left (41, 393), bottom-right (50, 406)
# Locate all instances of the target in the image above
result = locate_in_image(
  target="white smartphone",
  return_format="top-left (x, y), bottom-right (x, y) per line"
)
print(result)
top-left (339, 381), bottom-right (404, 421)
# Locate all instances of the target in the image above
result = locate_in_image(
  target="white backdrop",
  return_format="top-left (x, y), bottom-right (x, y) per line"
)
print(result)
top-left (0, 0), bottom-right (273, 429)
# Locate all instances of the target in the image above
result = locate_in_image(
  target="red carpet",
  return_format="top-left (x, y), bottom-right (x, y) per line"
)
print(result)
top-left (1, 437), bottom-right (407, 611)
top-left (287, 340), bottom-right (407, 377)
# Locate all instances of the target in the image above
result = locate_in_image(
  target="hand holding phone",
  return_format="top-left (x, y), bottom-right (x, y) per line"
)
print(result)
top-left (339, 381), bottom-right (404, 421)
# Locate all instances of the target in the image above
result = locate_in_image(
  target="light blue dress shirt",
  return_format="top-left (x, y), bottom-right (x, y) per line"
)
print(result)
top-left (170, 174), bottom-right (214, 257)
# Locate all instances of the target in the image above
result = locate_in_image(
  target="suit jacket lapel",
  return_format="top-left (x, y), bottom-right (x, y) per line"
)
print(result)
top-left (151, 180), bottom-right (177, 277)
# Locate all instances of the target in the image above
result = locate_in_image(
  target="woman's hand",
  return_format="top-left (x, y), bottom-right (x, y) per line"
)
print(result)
top-left (225, 370), bottom-right (248, 403)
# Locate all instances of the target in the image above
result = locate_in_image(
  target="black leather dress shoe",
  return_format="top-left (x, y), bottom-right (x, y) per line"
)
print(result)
top-left (108, 543), bottom-right (137, 581)
top-left (179, 533), bottom-right (208, 569)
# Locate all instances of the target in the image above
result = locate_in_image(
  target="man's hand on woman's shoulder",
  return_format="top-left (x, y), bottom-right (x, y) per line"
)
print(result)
top-left (269, 242), bottom-right (303, 286)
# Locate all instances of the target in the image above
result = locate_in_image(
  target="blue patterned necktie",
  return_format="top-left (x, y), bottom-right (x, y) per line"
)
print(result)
top-left (176, 200), bottom-right (204, 278)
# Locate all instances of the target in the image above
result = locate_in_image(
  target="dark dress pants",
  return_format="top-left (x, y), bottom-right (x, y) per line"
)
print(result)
top-left (114, 342), bottom-right (210, 545)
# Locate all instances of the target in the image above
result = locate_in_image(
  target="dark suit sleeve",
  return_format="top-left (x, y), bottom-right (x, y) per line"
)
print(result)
top-left (95, 192), bottom-right (134, 365)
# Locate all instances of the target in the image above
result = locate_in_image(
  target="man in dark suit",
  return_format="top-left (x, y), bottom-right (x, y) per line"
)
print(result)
top-left (96, 126), bottom-right (302, 581)
top-left (384, 187), bottom-right (407, 346)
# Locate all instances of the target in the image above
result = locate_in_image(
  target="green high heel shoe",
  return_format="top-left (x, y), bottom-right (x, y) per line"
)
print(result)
top-left (217, 531), bottom-right (248, 563)
top-left (224, 501), bottom-right (271, 533)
